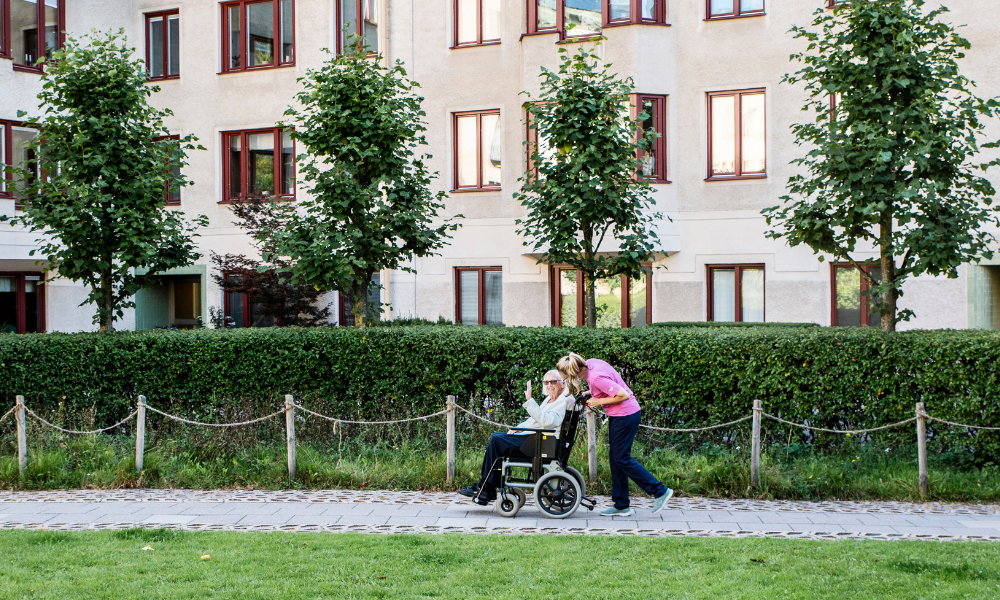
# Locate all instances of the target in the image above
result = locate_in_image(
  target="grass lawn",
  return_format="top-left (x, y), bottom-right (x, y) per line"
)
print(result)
top-left (0, 530), bottom-right (998, 599)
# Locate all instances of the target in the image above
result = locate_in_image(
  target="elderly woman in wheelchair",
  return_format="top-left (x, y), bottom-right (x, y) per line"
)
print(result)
top-left (459, 370), bottom-right (595, 519)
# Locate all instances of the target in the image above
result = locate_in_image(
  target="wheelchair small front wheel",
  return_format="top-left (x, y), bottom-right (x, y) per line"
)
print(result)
top-left (534, 471), bottom-right (582, 519)
top-left (510, 487), bottom-right (526, 509)
top-left (565, 466), bottom-right (586, 498)
top-left (496, 495), bottom-right (519, 518)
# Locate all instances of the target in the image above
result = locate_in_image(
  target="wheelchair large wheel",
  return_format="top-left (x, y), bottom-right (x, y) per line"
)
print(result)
top-left (510, 487), bottom-right (526, 509)
top-left (565, 466), bottom-right (586, 498)
top-left (534, 471), bottom-right (582, 519)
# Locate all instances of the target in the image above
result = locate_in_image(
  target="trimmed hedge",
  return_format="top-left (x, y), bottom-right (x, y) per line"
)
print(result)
top-left (1, 327), bottom-right (998, 462)
top-left (650, 322), bottom-right (819, 328)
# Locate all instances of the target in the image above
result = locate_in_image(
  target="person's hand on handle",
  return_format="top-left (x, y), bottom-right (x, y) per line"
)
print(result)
top-left (525, 380), bottom-right (532, 401)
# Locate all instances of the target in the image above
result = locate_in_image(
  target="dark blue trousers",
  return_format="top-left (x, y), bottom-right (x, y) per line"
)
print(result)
top-left (608, 411), bottom-right (667, 509)
top-left (479, 433), bottom-right (530, 492)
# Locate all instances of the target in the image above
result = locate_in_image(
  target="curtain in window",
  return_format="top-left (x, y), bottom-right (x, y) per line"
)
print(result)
top-left (281, 130), bottom-right (294, 195)
top-left (484, 113), bottom-right (502, 186)
top-left (741, 268), bottom-right (764, 322)
top-left (340, 0), bottom-right (357, 50)
top-left (640, 99), bottom-right (657, 178)
top-left (280, 0), bottom-right (293, 62)
top-left (711, 95), bottom-right (735, 175)
top-left (457, 0), bottom-right (477, 44)
top-left (641, 0), bottom-right (655, 19)
top-left (712, 269), bottom-right (736, 322)
top-left (460, 271), bottom-right (479, 326)
top-left (483, 0), bottom-right (501, 40)
top-left (363, 0), bottom-right (379, 52)
top-left (484, 271), bottom-right (502, 325)
top-left (741, 94), bottom-right (766, 173)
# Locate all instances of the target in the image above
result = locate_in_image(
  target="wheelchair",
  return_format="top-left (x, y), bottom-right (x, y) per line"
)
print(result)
top-left (487, 398), bottom-right (596, 519)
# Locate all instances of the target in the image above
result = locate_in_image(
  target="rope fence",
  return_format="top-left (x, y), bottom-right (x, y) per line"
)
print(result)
top-left (4, 393), bottom-right (997, 497)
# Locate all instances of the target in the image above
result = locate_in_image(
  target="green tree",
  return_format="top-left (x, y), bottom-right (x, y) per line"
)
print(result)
top-left (269, 40), bottom-right (458, 328)
top-left (0, 30), bottom-right (205, 332)
top-left (515, 45), bottom-right (663, 328)
top-left (764, 1), bottom-right (1000, 331)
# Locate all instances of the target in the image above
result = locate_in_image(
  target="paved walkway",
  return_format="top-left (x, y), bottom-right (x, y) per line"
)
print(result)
top-left (2, 490), bottom-right (999, 542)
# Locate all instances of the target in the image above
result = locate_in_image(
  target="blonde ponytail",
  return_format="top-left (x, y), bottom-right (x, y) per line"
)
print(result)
top-left (556, 352), bottom-right (588, 395)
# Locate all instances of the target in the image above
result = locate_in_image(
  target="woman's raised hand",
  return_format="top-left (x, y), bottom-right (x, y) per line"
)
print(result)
top-left (525, 380), bottom-right (532, 401)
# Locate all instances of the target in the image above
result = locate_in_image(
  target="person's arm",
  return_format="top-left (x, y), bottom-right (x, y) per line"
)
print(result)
top-left (586, 377), bottom-right (630, 407)
top-left (523, 396), bottom-right (568, 429)
top-left (587, 388), bottom-right (630, 407)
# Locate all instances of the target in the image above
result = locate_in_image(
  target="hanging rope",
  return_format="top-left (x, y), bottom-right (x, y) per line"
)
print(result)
top-left (23, 407), bottom-right (139, 435)
top-left (449, 402), bottom-right (516, 429)
top-left (292, 403), bottom-right (448, 425)
top-left (0, 406), bottom-right (16, 424)
top-left (145, 405), bottom-right (286, 428)
top-left (920, 412), bottom-right (1000, 431)
top-left (639, 415), bottom-right (753, 433)
top-left (762, 413), bottom-right (917, 435)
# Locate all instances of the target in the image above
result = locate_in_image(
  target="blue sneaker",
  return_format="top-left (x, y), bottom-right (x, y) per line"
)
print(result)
top-left (599, 506), bottom-right (634, 517)
top-left (651, 488), bottom-right (674, 514)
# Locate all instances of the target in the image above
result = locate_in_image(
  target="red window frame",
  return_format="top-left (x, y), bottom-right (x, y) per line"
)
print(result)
top-left (454, 267), bottom-right (502, 325)
top-left (0, 272), bottom-right (46, 334)
top-left (1, 120), bottom-right (40, 211)
top-left (550, 266), bottom-right (652, 328)
top-left (706, 264), bottom-right (765, 323)
top-left (526, 0), bottom-right (666, 38)
top-left (452, 110), bottom-right (502, 192)
top-left (6, 0), bottom-right (65, 71)
top-left (830, 262), bottom-right (881, 327)
top-left (452, 0), bottom-right (501, 48)
top-left (145, 10), bottom-right (179, 81)
top-left (337, 0), bottom-right (379, 55)
top-left (826, 0), bottom-right (846, 8)
top-left (705, 0), bottom-right (764, 20)
top-left (706, 88), bottom-right (766, 181)
top-left (222, 271), bottom-right (277, 328)
top-left (631, 93), bottom-right (668, 184)
top-left (221, 127), bottom-right (295, 204)
top-left (221, 0), bottom-right (295, 73)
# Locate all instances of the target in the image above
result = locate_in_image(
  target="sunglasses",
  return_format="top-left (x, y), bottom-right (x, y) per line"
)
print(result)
top-left (542, 380), bottom-right (564, 386)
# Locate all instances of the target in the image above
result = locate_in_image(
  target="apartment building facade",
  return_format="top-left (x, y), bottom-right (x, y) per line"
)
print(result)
top-left (1, 0), bottom-right (999, 333)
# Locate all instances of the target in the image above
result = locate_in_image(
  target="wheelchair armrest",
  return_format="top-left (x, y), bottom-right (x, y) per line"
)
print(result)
top-left (509, 428), bottom-right (557, 433)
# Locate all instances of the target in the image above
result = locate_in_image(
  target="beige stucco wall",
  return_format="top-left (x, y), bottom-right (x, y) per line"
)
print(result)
top-left (2, 0), bottom-right (999, 330)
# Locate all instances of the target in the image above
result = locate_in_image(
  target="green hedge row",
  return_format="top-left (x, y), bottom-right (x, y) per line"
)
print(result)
top-left (1, 327), bottom-right (998, 462)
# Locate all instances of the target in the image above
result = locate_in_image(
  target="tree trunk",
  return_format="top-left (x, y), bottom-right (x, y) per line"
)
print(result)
top-left (351, 273), bottom-right (373, 329)
top-left (585, 271), bottom-right (597, 328)
top-left (879, 215), bottom-right (897, 332)
top-left (98, 269), bottom-right (115, 333)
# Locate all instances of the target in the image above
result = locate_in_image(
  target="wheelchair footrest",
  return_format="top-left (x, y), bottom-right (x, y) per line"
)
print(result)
top-left (580, 496), bottom-right (597, 511)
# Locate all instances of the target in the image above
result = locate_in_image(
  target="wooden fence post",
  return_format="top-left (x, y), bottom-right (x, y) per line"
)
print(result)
top-left (446, 396), bottom-right (456, 484)
top-left (285, 395), bottom-right (296, 481)
top-left (751, 399), bottom-right (762, 489)
top-left (916, 402), bottom-right (928, 498)
top-left (586, 408), bottom-right (597, 482)
top-left (135, 395), bottom-right (146, 472)
top-left (15, 395), bottom-right (27, 478)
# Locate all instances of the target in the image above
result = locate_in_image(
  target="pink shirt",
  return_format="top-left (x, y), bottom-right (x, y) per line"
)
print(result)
top-left (586, 358), bottom-right (640, 417)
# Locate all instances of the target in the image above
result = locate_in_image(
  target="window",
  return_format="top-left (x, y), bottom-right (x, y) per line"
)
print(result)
top-left (222, 0), bottom-right (294, 73)
top-left (706, 0), bottom-right (764, 20)
top-left (826, 0), bottom-right (847, 8)
top-left (338, 0), bottom-right (379, 54)
top-left (707, 89), bottom-right (765, 180)
top-left (456, 267), bottom-right (502, 325)
top-left (552, 266), bottom-right (651, 328)
top-left (526, 0), bottom-right (664, 38)
top-left (454, 0), bottom-right (500, 47)
top-left (222, 128), bottom-right (294, 203)
top-left (707, 264), bottom-right (764, 322)
top-left (152, 135), bottom-right (182, 206)
top-left (831, 263), bottom-right (882, 327)
top-left (223, 272), bottom-right (276, 328)
top-left (1, 121), bottom-right (39, 209)
top-left (0, 273), bottom-right (44, 333)
top-left (524, 104), bottom-right (554, 179)
top-left (7, 0), bottom-right (62, 71)
top-left (340, 274), bottom-right (381, 326)
top-left (633, 94), bottom-right (667, 183)
top-left (453, 110), bottom-right (502, 192)
top-left (146, 10), bottom-right (179, 80)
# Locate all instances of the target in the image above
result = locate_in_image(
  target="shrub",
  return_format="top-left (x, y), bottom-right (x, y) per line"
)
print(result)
top-left (1, 327), bottom-right (997, 463)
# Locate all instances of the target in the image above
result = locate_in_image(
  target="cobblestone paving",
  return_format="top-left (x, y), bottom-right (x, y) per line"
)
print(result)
top-left (1, 489), bottom-right (998, 543)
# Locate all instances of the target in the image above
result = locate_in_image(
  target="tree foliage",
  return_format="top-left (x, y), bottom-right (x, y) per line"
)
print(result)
top-left (210, 198), bottom-right (330, 328)
top-left (266, 41), bottom-right (458, 327)
top-left (764, 1), bottom-right (1000, 331)
top-left (0, 30), bottom-right (205, 332)
top-left (515, 45), bottom-right (663, 327)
